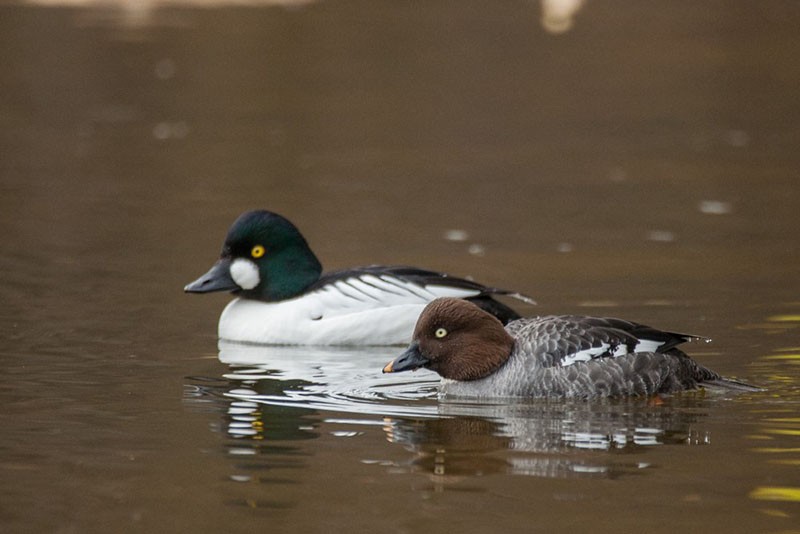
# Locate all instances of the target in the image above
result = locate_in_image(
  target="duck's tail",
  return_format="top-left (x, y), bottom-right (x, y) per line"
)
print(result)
top-left (689, 358), bottom-right (763, 392)
top-left (703, 376), bottom-right (764, 392)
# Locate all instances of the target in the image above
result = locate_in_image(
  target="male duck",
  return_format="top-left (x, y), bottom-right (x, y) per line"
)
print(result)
top-left (383, 298), bottom-right (759, 398)
top-left (185, 210), bottom-right (534, 345)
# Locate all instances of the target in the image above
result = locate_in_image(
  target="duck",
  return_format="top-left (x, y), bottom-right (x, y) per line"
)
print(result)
top-left (184, 210), bottom-right (534, 345)
top-left (382, 298), bottom-right (759, 398)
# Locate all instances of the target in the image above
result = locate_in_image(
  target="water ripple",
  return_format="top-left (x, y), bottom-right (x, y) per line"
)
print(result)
top-left (217, 341), bottom-right (441, 418)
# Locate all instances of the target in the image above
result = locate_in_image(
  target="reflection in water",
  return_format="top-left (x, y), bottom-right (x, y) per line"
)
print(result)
top-left (185, 342), bottom-right (725, 488)
top-left (383, 396), bottom-right (713, 481)
top-left (24, 0), bottom-right (586, 36)
top-left (24, 0), bottom-right (318, 29)
top-left (540, 0), bottom-right (585, 34)
top-left (743, 331), bottom-right (800, 510)
top-left (186, 373), bottom-right (320, 441)
top-left (185, 374), bottom-right (317, 510)
top-left (217, 341), bottom-right (441, 418)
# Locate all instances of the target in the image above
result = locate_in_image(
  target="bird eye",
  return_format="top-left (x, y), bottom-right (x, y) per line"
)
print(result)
top-left (251, 245), bottom-right (266, 258)
top-left (435, 327), bottom-right (448, 339)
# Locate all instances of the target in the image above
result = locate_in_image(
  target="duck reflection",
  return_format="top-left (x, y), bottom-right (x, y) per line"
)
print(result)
top-left (383, 396), bottom-right (713, 480)
top-left (184, 372), bottom-right (317, 511)
top-left (183, 341), bottom-right (440, 509)
top-left (185, 365), bottom-right (320, 442)
top-left (384, 417), bottom-right (513, 483)
top-left (183, 341), bottom-right (439, 469)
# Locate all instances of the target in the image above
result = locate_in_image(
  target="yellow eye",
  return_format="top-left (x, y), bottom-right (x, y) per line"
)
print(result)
top-left (251, 245), bottom-right (266, 258)
top-left (435, 327), bottom-right (448, 339)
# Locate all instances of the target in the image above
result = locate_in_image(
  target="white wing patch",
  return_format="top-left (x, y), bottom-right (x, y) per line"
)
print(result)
top-left (633, 339), bottom-right (665, 353)
top-left (560, 339), bottom-right (667, 367)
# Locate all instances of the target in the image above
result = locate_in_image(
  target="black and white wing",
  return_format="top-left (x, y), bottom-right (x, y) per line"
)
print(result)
top-left (507, 315), bottom-right (704, 368)
top-left (309, 265), bottom-right (534, 323)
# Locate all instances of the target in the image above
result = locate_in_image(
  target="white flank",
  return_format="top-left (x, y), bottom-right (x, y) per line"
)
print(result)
top-left (229, 258), bottom-right (260, 290)
top-left (217, 272), bottom-right (493, 345)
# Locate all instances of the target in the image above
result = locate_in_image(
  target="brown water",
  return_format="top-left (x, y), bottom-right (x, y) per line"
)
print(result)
top-left (2, 1), bottom-right (800, 532)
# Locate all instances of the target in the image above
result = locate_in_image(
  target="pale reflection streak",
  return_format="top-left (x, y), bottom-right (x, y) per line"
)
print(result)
top-left (22, 0), bottom-right (318, 28)
top-left (21, 0), bottom-right (585, 35)
top-left (540, 0), bottom-right (585, 34)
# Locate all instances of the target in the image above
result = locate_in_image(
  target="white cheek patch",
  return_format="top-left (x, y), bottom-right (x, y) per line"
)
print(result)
top-left (230, 258), bottom-right (260, 290)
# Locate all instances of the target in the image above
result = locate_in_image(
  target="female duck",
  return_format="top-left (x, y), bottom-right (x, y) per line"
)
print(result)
top-left (185, 210), bottom-right (534, 345)
top-left (383, 298), bottom-right (758, 398)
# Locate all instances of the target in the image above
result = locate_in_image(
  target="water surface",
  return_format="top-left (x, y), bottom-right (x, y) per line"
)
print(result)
top-left (2, 1), bottom-right (800, 533)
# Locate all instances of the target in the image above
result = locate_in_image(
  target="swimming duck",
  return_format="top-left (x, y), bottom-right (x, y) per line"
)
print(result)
top-left (184, 210), bottom-right (534, 345)
top-left (383, 298), bottom-right (758, 398)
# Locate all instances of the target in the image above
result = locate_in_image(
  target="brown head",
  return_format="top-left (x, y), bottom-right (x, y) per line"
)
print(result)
top-left (382, 298), bottom-right (515, 381)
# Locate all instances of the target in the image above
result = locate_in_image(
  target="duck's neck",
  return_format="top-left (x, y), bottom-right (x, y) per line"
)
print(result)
top-left (441, 338), bottom-right (515, 382)
top-left (470, 341), bottom-right (515, 380)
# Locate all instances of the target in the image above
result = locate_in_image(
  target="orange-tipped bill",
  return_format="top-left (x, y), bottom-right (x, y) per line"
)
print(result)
top-left (382, 342), bottom-right (428, 374)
